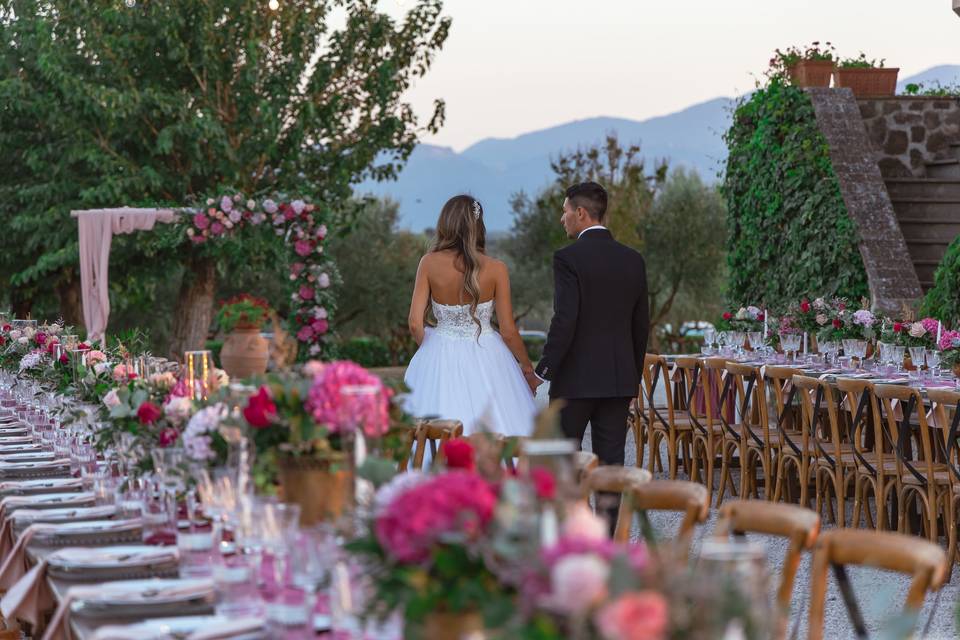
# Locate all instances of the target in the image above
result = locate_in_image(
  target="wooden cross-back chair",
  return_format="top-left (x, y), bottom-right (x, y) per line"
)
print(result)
top-left (674, 357), bottom-right (725, 502)
top-left (640, 354), bottom-right (692, 479)
top-left (583, 465), bottom-right (652, 535)
top-left (835, 378), bottom-right (896, 531)
top-left (717, 361), bottom-right (773, 501)
top-left (714, 499), bottom-right (820, 627)
top-left (410, 419), bottom-right (464, 469)
top-left (873, 384), bottom-right (952, 544)
top-left (703, 357), bottom-right (743, 504)
top-left (763, 366), bottom-right (808, 505)
top-left (927, 388), bottom-right (960, 566)
top-left (614, 479), bottom-right (709, 551)
top-left (807, 529), bottom-right (948, 640)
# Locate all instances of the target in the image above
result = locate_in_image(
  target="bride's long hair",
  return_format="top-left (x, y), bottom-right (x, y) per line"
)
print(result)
top-left (432, 195), bottom-right (487, 331)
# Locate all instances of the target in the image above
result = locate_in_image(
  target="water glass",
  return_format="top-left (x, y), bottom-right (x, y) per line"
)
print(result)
top-left (747, 331), bottom-right (763, 352)
top-left (892, 345), bottom-right (906, 371)
top-left (909, 346), bottom-right (926, 376)
top-left (178, 526), bottom-right (217, 578)
top-left (92, 473), bottom-right (120, 506)
top-left (697, 540), bottom-right (777, 638)
top-left (927, 350), bottom-right (942, 378)
top-left (214, 552), bottom-right (265, 618)
top-left (75, 445), bottom-right (98, 486)
top-left (116, 482), bottom-right (146, 519)
top-left (142, 486), bottom-right (178, 546)
top-left (703, 327), bottom-right (716, 350)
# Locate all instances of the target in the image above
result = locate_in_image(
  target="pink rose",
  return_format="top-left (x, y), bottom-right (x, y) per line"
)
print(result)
top-left (102, 389), bottom-right (121, 408)
top-left (219, 195), bottom-right (233, 212)
top-left (210, 222), bottom-right (225, 235)
top-left (317, 224), bottom-right (327, 240)
top-left (595, 591), bottom-right (669, 640)
top-left (318, 273), bottom-right (331, 289)
top-left (549, 554), bottom-right (609, 614)
top-left (193, 213), bottom-right (210, 230)
top-left (302, 360), bottom-right (325, 378)
top-left (158, 427), bottom-right (180, 448)
top-left (112, 364), bottom-right (137, 382)
top-left (298, 285), bottom-right (314, 300)
top-left (297, 325), bottom-right (314, 342)
top-left (294, 240), bottom-right (312, 257)
top-left (311, 319), bottom-right (329, 335)
top-left (85, 350), bottom-right (107, 365)
top-left (563, 502), bottom-right (608, 541)
top-left (291, 262), bottom-right (306, 276)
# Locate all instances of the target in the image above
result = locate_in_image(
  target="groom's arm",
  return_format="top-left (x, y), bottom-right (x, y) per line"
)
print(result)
top-left (632, 258), bottom-right (650, 380)
top-left (535, 253), bottom-right (579, 381)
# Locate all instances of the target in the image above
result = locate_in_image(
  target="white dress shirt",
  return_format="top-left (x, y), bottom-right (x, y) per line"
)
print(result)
top-left (578, 225), bottom-right (607, 238)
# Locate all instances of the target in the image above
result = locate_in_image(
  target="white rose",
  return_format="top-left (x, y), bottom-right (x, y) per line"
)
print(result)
top-left (318, 273), bottom-right (331, 289)
top-left (291, 199), bottom-right (306, 214)
top-left (909, 323), bottom-right (926, 338)
top-left (94, 362), bottom-right (111, 375)
top-left (816, 313), bottom-right (828, 326)
top-left (8, 330), bottom-right (21, 341)
top-left (16, 337), bottom-right (28, 345)
top-left (102, 389), bottom-right (121, 408)
top-left (735, 308), bottom-right (748, 320)
top-left (163, 396), bottom-right (194, 424)
top-left (23, 326), bottom-right (35, 339)
top-left (46, 324), bottom-right (62, 336)
top-left (813, 297), bottom-right (826, 310)
top-left (246, 199), bottom-right (255, 209)
top-left (262, 199), bottom-right (278, 214)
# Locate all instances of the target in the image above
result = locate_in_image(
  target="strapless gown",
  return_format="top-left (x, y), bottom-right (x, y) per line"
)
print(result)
top-left (403, 299), bottom-right (537, 437)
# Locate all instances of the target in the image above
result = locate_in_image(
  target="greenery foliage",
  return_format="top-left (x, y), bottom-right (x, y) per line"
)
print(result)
top-left (919, 235), bottom-right (960, 328)
top-left (902, 81), bottom-right (960, 97)
top-left (502, 136), bottom-right (726, 348)
top-left (838, 52), bottom-right (885, 69)
top-left (0, 0), bottom-right (450, 344)
top-left (721, 78), bottom-right (869, 309)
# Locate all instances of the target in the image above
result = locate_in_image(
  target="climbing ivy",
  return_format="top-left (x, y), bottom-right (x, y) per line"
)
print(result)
top-left (721, 79), bottom-right (869, 309)
top-left (919, 235), bottom-right (960, 328)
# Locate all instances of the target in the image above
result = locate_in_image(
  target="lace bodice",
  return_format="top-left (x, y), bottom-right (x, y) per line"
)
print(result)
top-left (431, 299), bottom-right (494, 339)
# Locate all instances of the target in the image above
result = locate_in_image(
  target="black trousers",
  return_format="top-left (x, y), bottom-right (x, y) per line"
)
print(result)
top-left (559, 397), bottom-right (632, 466)
top-left (559, 397), bottom-right (632, 535)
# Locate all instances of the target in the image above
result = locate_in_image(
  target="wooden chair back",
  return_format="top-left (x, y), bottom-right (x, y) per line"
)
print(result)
top-left (640, 354), bottom-right (677, 431)
top-left (807, 529), bottom-right (947, 640)
top-left (674, 356), bottom-right (715, 437)
top-left (614, 480), bottom-right (709, 547)
top-left (835, 378), bottom-right (885, 476)
top-left (583, 466), bottom-right (651, 529)
top-left (928, 388), bottom-right (960, 482)
top-left (796, 376), bottom-right (847, 469)
top-left (714, 500), bottom-right (820, 612)
top-left (763, 365), bottom-right (803, 434)
top-left (411, 419), bottom-right (464, 469)
top-left (572, 451), bottom-right (600, 484)
top-left (724, 361), bottom-right (769, 446)
top-left (873, 384), bottom-right (937, 489)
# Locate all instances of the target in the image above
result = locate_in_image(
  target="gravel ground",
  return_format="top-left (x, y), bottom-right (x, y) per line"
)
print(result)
top-left (574, 423), bottom-right (960, 639)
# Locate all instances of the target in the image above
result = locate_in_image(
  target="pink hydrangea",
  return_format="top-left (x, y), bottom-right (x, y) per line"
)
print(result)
top-left (304, 360), bottom-right (391, 436)
top-left (920, 318), bottom-right (941, 336)
top-left (940, 330), bottom-right (960, 351)
top-left (375, 471), bottom-right (497, 563)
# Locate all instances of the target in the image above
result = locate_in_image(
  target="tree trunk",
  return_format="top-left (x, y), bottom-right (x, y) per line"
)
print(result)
top-left (169, 256), bottom-right (217, 361)
top-left (56, 271), bottom-right (84, 331)
top-left (10, 286), bottom-right (31, 319)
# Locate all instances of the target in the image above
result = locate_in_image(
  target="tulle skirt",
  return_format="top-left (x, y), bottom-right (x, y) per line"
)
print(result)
top-left (403, 328), bottom-right (537, 438)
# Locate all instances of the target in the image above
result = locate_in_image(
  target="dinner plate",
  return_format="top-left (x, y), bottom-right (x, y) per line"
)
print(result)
top-left (5, 491), bottom-right (94, 507)
top-left (89, 615), bottom-right (266, 640)
top-left (0, 451), bottom-right (56, 462)
top-left (39, 518), bottom-right (141, 534)
top-left (13, 504), bottom-right (115, 524)
top-left (74, 577), bottom-right (214, 607)
top-left (0, 443), bottom-right (43, 453)
top-left (0, 436), bottom-right (33, 444)
top-left (49, 545), bottom-right (179, 570)
top-left (0, 477), bottom-right (83, 495)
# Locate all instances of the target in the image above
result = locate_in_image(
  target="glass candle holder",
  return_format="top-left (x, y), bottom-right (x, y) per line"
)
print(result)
top-left (185, 350), bottom-right (215, 401)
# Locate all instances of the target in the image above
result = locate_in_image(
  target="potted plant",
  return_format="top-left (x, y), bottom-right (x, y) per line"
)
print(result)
top-left (834, 53), bottom-right (899, 97)
top-left (241, 361), bottom-right (400, 525)
top-left (769, 42), bottom-right (836, 88)
top-left (216, 294), bottom-right (271, 379)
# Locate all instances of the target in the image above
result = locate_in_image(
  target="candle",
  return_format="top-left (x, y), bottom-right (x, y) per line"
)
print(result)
top-left (803, 332), bottom-right (808, 354)
top-left (763, 309), bottom-right (768, 338)
top-left (937, 320), bottom-right (942, 347)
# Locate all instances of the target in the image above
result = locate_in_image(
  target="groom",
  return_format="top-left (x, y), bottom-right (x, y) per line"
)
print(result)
top-left (535, 181), bottom-right (649, 475)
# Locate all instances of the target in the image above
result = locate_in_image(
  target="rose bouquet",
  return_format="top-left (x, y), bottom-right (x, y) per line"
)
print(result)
top-left (880, 318), bottom-right (939, 349)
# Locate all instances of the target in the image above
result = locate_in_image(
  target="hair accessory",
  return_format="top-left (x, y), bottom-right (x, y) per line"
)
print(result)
top-left (472, 200), bottom-right (481, 220)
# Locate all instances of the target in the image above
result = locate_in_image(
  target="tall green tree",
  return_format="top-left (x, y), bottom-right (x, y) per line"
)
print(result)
top-left (0, 0), bottom-right (449, 354)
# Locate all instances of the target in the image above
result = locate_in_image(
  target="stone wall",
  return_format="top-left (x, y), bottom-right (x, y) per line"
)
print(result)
top-left (806, 88), bottom-right (923, 314)
top-left (858, 97), bottom-right (960, 177)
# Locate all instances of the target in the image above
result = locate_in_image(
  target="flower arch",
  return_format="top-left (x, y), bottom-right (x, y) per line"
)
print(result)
top-left (180, 194), bottom-right (337, 358)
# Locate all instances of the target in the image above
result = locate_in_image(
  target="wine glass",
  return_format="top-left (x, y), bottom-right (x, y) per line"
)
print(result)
top-left (747, 331), bottom-right (763, 353)
top-left (703, 327), bottom-right (717, 352)
top-left (926, 350), bottom-right (941, 381)
top-left (908, 346), bottom-right (926, 378)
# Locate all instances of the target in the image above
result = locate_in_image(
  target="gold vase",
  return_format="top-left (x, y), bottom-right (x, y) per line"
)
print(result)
top-left (277, 455), bottom-right (352, 526)
top-left (422, 611), bottom-right (484, 640)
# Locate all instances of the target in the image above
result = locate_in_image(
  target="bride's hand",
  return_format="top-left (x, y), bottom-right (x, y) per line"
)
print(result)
top-left (524, 370), bottom-right (542, 396)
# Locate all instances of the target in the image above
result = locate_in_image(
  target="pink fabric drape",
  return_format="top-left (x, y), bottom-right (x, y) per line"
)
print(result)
top-left (76, 208), bottom-right (177, 343)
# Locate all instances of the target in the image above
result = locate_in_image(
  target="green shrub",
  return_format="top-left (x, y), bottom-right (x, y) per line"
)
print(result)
top-left (339, 336), bottom-right (392, 368)
top-left (722, 79), bottom-right (869, 309)
top-left (919, 235), bottom-right (960, 327)
top-left (205, 340), bottom-right (223, 367)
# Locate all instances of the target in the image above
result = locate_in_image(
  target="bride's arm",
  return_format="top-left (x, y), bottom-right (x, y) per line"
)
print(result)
top-left (408, 256), bottom-right (430, 345)
top-left (493, 261), bottom-right (536, 376)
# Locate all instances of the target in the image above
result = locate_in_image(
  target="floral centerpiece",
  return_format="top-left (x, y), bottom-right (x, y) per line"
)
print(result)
top-left (938, 330), bottom-right (960, 376)
top-left (238, 360), bottom-right (400, 523)
top-left (814, 298), bottom-right (878, 343)
top-left (715, 306), bottom-right (765, 333)
top-left (879, 317), bottom-right (938, 349)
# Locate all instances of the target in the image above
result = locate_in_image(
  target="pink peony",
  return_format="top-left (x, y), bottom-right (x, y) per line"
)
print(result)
top-left (219, 195), bottom-right (233, 212)
top-left (262, 199), bottom-right (278, 214)
top-left (193, 212), bottom-right (210, 230)
top-left (210, 222), bottom-right (225, 235)
top-left (304, 360), bottom-right (391, 437)
top-left (595, 591), bottom-right (669, 640)
top-left (85, 350), bottom-right (107, 365)
top-left (921, 318), bottom-right (941, 336)
top-left (102, 389), bottom-right (121, 408)
top-left (112, 364), bottom-right (137, 382)
top-left (298, 285), bottom-right (315, 300)
top-left (563, 502), bottom-right (608, 541)
top-left (375, 471), bottom-right (497, 563)
top-left (940, 330), bottom-right (960, 351)
top-left (302, 360), bottom-right (325, 378)
top-left (317, 224), bottom-right (327, 240)
top-left (311, 319), bottom-right (329, 335)
top-left (296, 325), bottom-right (314, 342)
top-left (291, 262), bottom-right (306, 276)
top-left (294, 240), bottom-right (312, 257)
top-left (549, 554), bottom-right (609, 614)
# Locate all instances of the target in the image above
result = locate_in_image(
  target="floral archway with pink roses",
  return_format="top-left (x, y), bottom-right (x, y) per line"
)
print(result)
top-left (180, 193), bottom-right (337, 358)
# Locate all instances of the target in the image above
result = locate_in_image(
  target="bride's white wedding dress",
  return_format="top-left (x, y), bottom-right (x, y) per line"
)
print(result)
top-left (403, 299), bottom-right (537, 437)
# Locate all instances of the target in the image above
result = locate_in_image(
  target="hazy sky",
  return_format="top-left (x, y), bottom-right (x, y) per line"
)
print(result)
top-left (381, 0), bottom-right (960, 151)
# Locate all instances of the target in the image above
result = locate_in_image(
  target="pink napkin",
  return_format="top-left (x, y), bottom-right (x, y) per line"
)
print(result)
top-left (0, 523), bottom-right (55, 590)
top-left (0, 558), bottom-right (52, 627)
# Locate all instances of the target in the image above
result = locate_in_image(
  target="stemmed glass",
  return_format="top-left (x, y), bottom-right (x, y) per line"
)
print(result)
top-left (703, 327), bottom-right (716, 353)
top-left (926, 350), bottom-right (941, 381)
top-left (909, 346), bottom-right (926, 379)
top-left (747, 331), bottom-right (763, 354)
top-left (780, 333), bottom-right (802, 363)
top-left (729, 331), bottom-right (746, 357)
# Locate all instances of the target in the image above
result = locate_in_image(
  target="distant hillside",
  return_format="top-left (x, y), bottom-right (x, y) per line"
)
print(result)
top-left (358, 65), bottom-right (960, 231)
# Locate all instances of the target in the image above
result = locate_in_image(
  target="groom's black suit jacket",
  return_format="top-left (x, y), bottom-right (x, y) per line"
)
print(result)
top-left (535, 228), bottom-right (649, 399)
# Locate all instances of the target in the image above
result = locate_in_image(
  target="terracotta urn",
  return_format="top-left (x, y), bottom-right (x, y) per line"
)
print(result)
top-left (421, 611), bottom-right (484, 640)
top-left (219, 324), bottom-right (269, 379)
top-left (277, 454), bottom-right (352, 526)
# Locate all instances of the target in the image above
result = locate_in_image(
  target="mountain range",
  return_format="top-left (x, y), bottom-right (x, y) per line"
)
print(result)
top-left (358, 65), bottom-right (960, 231)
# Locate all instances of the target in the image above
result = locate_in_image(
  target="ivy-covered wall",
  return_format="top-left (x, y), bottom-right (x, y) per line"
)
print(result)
top-left (722, 80), bottom-right (870, 309)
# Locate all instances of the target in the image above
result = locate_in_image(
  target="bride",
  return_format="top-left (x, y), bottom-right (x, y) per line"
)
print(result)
top-left (404, 195), bottom-right (538, 437)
